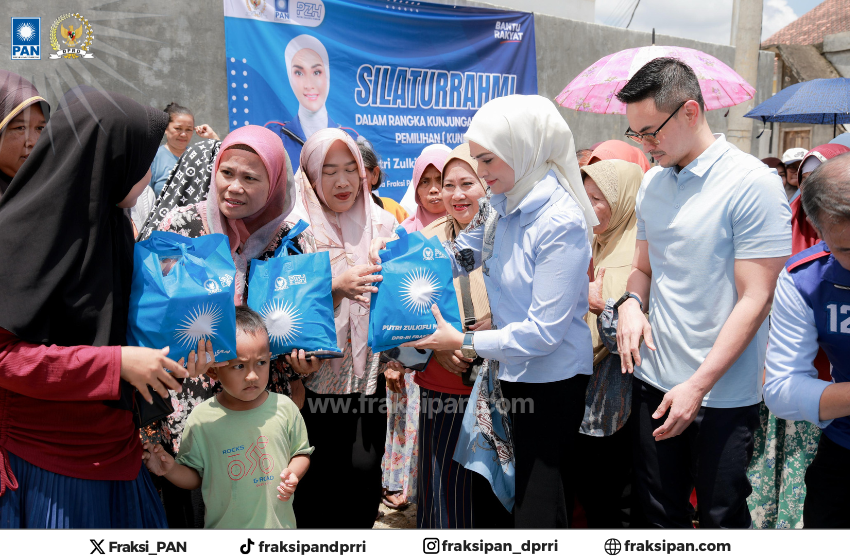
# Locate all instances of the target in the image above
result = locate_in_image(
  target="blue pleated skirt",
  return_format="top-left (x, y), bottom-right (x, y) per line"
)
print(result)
top-left (0, 452), bottom-right (167, 528)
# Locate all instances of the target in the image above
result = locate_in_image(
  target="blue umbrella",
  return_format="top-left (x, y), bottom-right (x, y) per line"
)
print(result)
top-left (744, 78), bottom-right (850, 134)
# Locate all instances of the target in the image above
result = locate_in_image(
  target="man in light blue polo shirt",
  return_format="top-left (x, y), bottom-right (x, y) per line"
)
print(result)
top-left (614, 58), bottom-right (791, 528)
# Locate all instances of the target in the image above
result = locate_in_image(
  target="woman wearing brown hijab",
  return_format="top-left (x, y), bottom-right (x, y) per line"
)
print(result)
top-left (0, 71), bottom-right (48, 194)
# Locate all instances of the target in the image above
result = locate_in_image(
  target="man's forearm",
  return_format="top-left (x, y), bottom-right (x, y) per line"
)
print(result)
top-left (820, 383), bottom-right (850, 422)
top-left (625, 267), bottom-right (651, 312)
top-left (689, 293), bottom-right (771, 394)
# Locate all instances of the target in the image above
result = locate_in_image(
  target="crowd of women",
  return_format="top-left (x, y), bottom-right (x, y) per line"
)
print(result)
top-left (0, 53), bottom-right (848, 530)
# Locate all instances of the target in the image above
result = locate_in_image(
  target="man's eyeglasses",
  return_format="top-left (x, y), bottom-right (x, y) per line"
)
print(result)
top-left (624, 101), bottom-right (687, 146)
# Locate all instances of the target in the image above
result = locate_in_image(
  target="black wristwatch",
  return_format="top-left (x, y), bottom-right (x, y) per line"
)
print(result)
top-left (613, 291), bottom-right (643, 311)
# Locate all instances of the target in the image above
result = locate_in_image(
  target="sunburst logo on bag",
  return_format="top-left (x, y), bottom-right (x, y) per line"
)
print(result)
top-left (49, 13), bottom-right (94, 59)
top-left (175, 304), bottom-right (222, 347)
top-left (400, 268), bottom-right (441, 315)
top-left (261, 299), bottom-right (302, 346)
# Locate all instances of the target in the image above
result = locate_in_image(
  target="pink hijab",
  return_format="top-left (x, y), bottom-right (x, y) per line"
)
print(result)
top-left (588, 140), bottom-right (652, 172)
top-left (202, 125), bottom-right (296, 304)
top-left (400, 144), bottom-right (452, 233)
top-left (292, 128), bottom-right (395, 379)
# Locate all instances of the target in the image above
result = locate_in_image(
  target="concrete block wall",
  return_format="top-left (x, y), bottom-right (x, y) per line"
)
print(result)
top-left (2, 0), bottom-right (773, 155)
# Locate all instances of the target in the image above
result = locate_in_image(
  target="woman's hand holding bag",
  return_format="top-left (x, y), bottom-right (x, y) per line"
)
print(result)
top-left (401, 304), bottom-right (464, 351)
top-left (332, 264), bottom-right (383, 306)
top-left (120, 346), bottom-right (188, 405)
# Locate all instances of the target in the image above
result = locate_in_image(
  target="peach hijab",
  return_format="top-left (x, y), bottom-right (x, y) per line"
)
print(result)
top-left (292, 128), bottom-right (395, 378)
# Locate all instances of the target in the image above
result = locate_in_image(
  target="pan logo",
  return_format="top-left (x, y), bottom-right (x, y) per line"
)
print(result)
top-left (400, 267), bottom-right (441, 315)
top-left (204, 279), bottom-right (221, 294)
top-left (275, 0), bottom-right (290, 20)
top-left (11, 18), bottom-right (40, 60)
top-left (261, 299), bottom-right (302, 346)
top-left (175, 303), bottom-right (222, 347)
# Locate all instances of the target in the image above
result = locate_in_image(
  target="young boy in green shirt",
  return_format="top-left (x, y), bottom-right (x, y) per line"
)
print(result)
top-left (143, 306), bottom-right (313, 528)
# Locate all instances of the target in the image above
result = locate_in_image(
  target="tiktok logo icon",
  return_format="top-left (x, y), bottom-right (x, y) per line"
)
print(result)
top-left (240, 538), bottom-right (254, 554)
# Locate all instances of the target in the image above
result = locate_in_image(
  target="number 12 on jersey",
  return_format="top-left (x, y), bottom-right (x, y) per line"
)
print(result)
top-left (827, 303), bottom-right (850, 334)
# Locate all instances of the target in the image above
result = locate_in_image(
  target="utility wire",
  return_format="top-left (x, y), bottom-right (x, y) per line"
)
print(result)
top-left (606, 0), bottom-right (632, 26)
top-left (625, 0), bottom-right (642, 29)
top-left (614, 0), bottom-right (636, 27)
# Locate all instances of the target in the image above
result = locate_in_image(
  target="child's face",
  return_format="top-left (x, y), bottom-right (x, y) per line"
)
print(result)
top-left (209, 330), bottom-right (271, 409)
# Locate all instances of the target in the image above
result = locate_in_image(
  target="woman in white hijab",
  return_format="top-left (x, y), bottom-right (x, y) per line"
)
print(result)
top-left (268, 35), bottom-right (358, 167)
top-left (371, 95), bottom-right (598, 528)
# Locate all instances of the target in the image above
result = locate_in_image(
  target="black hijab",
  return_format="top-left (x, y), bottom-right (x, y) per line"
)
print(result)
top-left (0, 70), bottom-right (50, 195)
top-left (0, 86), bottom-right (167, 347)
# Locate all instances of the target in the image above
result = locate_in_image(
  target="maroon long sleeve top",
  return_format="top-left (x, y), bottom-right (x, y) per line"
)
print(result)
top-left (0, 328), bottom-right (140, 496)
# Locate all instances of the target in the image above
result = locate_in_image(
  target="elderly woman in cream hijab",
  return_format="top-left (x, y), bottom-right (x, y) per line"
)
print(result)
top-left (371, 95), bottom-right (598, 528)
top-left (575, 159), bottom-right (643, 528)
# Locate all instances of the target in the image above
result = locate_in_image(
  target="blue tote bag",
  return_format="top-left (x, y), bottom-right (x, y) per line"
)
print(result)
top-left (128, 231), bottom-right (238, 363)
top-left (246, 220), bottom-right (340, 357)
top-left (368, 227), bottom-right (463, 353)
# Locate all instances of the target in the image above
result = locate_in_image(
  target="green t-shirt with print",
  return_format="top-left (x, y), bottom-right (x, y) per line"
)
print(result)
top-left (176, 391), bottom-right (313, 528)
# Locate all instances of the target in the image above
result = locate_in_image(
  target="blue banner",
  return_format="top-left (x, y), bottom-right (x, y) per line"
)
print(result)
top-left (224, 0), bottom-right (537, 201)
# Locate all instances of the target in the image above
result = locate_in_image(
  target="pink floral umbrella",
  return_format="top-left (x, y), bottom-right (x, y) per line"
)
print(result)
top-left (555, 45), bottom-right (755, 114)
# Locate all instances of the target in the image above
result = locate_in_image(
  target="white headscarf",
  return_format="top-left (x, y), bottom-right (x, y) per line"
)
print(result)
top-left (465, 95), bottom-right (598, 239)
top-left (284, 34), bottom-right (330, 140)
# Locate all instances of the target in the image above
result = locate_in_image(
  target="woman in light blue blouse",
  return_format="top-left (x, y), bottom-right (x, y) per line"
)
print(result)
top-left (371, 95), bottom-right (599, 527)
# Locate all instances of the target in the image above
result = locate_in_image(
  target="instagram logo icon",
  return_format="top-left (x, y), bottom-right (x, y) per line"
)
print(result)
top-left (423, 538), bottom-right (440, 554)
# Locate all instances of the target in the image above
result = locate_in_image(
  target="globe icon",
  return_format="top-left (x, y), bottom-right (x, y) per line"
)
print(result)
top-left (604, 538), bottom-right (622, 556)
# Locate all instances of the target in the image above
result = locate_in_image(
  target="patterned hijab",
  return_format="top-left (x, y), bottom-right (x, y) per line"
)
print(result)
top-left (292, 128), bottom-right (395, 378)
top-left (137, 139), bottom-right (221, 241)
top-left (580, 160), bottom-right (643, 364)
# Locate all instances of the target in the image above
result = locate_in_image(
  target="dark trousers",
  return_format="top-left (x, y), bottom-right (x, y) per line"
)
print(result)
top-left (293, 378), bottom-right (386, 528)
top-left (573, 419), bottom-right (633, 528)
top-left (630, 378), bottom-right (759, 528)
top-left (804, 433), bottom-right (850, 528)
top-left (500, 374), bottom-right (589, 528)
top-left (471, 470), bottom-right (514, 528)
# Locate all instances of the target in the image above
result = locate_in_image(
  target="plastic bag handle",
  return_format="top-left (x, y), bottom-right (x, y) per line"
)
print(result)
top-left (149, 236), bottom-right (208, 277)
top-left (273, 220), bottom-right (309, 258)
top-left (380, 226), bottom-right (409, 262)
